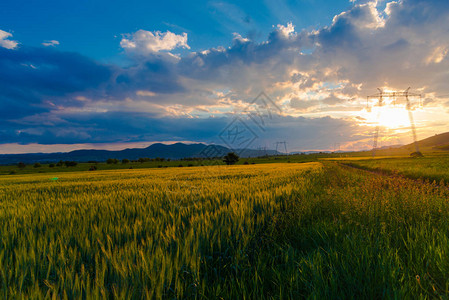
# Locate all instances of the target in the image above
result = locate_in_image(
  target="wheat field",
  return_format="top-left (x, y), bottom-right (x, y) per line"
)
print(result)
top-left (1, 162), bottom-right (448, 298)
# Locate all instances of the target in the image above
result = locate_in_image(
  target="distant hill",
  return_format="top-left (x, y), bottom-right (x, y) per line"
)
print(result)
top-left (401, 132), bottom-right (449, 151)
top-left (0, 143), bottom-right (280, 165)
top-left (370, 131), bottom-right (449, 156)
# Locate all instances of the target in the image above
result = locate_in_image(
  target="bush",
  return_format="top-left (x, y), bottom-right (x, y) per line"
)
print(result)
top-left (33, 163), bottom-right (41, 168)
top-left (64, 161), bottom-right (78, 167)
top-left (122, 159), bottom-right (130, 164)
top-left (88, 165), bottom-right (97, 171)
top-left (223, 152), bottom-right (239, 165)
top-left (56, 160), bottom-right (64, 167)
top-left (17, 162), bottom-right (26, 169)
top-left (410, 151), bottom-right (424, 158)
top-left (107, 158), bottom-right (119, 164)
top-left (49, 163), bottom-right (55, 168)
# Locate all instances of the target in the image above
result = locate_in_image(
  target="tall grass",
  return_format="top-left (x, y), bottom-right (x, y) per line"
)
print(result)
top-left (0, 162), bottom-right (448, 298)
top-left (342, 155), bottom-right (449, 183)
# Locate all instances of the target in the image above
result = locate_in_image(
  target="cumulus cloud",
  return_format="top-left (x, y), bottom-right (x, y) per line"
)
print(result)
top-left (120, 29), bottom-right (190, 55)
top-left (2, 0), bottom-right (449, 151)
top-left (0, 30), bottom-right (18, 49)
top-left (42, 40), bottom-right (60, 47)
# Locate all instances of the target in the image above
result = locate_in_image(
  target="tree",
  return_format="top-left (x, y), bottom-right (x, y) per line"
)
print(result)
top-left (17, 162), bottom-right (26, 169)
top-left (33, 163), bottom-right (41, 168)
top-left (107, 158), bottom-right (119, 164)
top-left (122, 159), bottom-right (130, 164)
top-left (410, 151), bottom-right (424, 158)
top-left (64, 161), bottom-right (78, 167)
top-left (223, 152), bottom-right (239, 165)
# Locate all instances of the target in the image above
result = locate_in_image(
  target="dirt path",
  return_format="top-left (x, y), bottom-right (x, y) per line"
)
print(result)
top-left (336, 161), bottom-right (449, 192)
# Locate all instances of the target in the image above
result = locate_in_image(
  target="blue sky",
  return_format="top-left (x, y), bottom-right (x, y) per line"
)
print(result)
top-left (1, 0), bottom-right (352, 61)
top-left (1, 0), bottom-right (449, 153)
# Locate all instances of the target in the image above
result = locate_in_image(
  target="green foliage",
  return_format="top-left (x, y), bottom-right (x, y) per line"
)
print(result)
top-left (410, 151), bottom-right (424, 158)
top-left (1, 162), bottom-right (449, 298)
top-left (122, 159), bottom-right (130, 164)
top-left (64, 161), bottom-right (78, 167)
top-left (106, 158), bottom-right (119, 164)
top-left (223, 152), bottom-right (239, 165)
top-left (33, 162), bottom-right (41, 168)
top-left (17, 162), bottom-right (26, 169)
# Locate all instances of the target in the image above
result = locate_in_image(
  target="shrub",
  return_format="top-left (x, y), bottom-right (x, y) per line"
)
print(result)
top-left (122, 159), bottom-right (130, 164)
top-left (107, 158), bottom-right (119, 164)
top-left (64, 161), bottom-right (78, 167)
top-left (223, 152), bottom-right (239, 165)
top-left (33, 163), bottom-right (41, 168)
top-left (410, 151), bottom-right (424, 158)
top-left (17, 162), bottom-right (26, 169)
top-left (49, 163), bottom-right (55, 168)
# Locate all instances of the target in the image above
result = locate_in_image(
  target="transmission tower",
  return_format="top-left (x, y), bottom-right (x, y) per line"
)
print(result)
top-left (366, 87), bottom-right (422, 157)
top-left (275, 141), bottom-right (288, 154)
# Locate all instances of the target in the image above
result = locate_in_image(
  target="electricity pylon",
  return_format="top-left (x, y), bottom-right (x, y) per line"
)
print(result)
top-left (367, 87), bottom-right (422, 157)
top-left (275, 141), bottom-right (288, 154)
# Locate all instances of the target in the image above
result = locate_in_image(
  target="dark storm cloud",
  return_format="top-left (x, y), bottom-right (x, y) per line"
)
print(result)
top-left (0, 46), bottom-right (112, 119)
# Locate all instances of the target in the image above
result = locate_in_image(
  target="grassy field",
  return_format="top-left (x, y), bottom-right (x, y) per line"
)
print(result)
top-left (0, 153), bottom-right (323, 176)
top-left (1, 161), bottom-right (449, 298)
top-left (340, 155), bottom-right (449, 183)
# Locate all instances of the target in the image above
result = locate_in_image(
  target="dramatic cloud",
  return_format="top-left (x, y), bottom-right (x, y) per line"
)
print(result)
top-left (0, 30), bottom-right (18, 49)
top-left (120, 29), bottom-right (190, 55)
top-left (41, 40), bottom-right (60, 47)
top-left (0, 46), bottom-right (111, 121)
top-left (2, 0), bottom-right (449, 152)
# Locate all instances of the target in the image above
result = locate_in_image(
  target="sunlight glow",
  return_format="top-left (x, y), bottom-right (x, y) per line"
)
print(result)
top-left (366, 105), bottom-right (412, 129)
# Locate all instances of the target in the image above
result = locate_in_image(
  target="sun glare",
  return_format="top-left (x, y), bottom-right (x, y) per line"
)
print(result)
top-left (367, 106), bottom-right (412, 129)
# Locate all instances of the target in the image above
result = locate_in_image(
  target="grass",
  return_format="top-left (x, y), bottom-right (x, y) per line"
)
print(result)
top-left (0, 153), bottom-right (324, 176)
top-left (340, 155), bottom-right (449, 184)
top-left (1, 161), bottom-right (449, 298)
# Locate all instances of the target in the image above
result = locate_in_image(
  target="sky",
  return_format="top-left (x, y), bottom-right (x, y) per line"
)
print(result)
top-left (1, 0), bottom-right (449, 154)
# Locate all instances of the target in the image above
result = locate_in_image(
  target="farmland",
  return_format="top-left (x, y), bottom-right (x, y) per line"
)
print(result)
top-left (1, 160), bottom-right (449, 298)
top-left (339, 155), bottom-right (449, 183)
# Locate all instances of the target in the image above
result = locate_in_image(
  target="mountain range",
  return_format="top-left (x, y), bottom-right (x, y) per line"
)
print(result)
top-left (0, 143), bottom-right (280, 165)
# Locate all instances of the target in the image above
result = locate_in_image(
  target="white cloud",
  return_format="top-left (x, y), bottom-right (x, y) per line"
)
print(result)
top-left (136, 90), bottom-right (157, 97)
top-left (276, 22), bottom-right (295, 38)
top-left (42, 40), bottom-right (60, 47)
top-left (120, 29), bottom-right (190, 55)
top-left (0, 29), bottom-right (18, 49)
